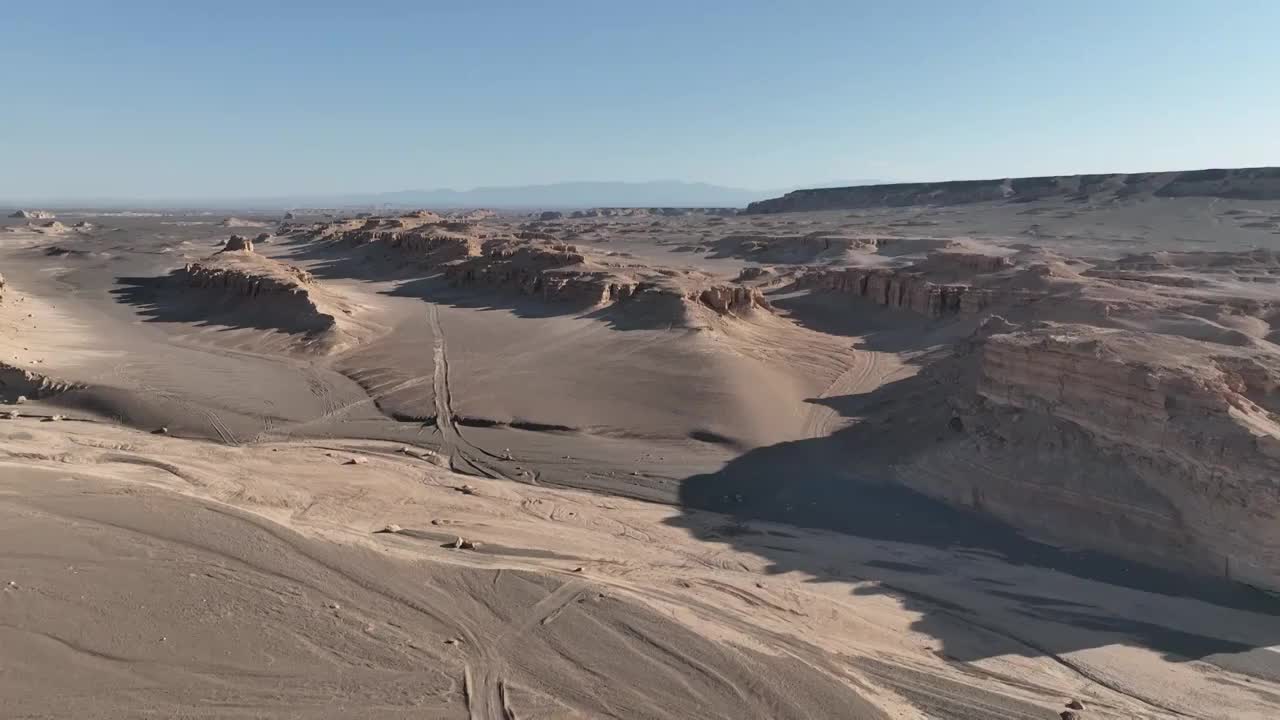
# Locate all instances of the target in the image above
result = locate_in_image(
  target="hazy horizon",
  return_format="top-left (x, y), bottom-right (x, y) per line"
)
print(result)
top-left (4, 1), bottom-right (1280, 201)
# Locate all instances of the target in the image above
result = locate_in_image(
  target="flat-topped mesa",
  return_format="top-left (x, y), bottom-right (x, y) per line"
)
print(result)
top-left (745, 166), bottom-right (1280, 213)
top-left (960, 326), bottom-right (1280, 589)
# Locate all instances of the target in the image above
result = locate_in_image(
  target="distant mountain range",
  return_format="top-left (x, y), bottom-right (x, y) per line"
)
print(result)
top-left (7, 180), bottom-right (883, 211)
top-left (239, 180), bottom-right (886, 210)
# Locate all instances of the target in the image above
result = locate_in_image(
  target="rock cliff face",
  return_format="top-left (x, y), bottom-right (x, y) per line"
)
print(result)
top-left (794, 251), bottom-right (1031, 318)
top-left (745, 167), bottom-right (1280, 213)
top-left (890, 324), bottom-right (1280, 590)
top-left (180, 261), bottom-right (314, 299)
top-left (796, 267), bottom-right (996, 317)
top-left (176, 256), bottom-right (340, 338)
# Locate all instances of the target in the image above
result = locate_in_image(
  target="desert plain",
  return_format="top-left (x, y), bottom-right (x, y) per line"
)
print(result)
top-left (4, 169), bottom-right (1280, 718)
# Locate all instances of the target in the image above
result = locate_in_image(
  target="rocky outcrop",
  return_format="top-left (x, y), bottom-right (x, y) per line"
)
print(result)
top-left (0, 362), bottom-right (81, 401)
top-left (745, 167), bottom-right (1280, 213)
top-left (444, 241), bottom-right (621, 305)
top-left (175, 255), bottom-right (343, 341)
top-left (297, 215), bottom-right (770, 325)
top-left (8, 210), bottom-right (55, 220)
top-left (180, 261), bottom-right (314, 298)
top-left (691, 285), bottom-right (769, 315)
top-left (892, 325), bottom-right (1280, 590)
top-left (222, 234), bottom-right (254, 252)
top-left (796, 267), bottom-right (1009, 318)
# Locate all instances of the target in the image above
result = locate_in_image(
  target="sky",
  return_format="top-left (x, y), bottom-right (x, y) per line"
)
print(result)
top-left (3, 0), bottom-right (1279, 201)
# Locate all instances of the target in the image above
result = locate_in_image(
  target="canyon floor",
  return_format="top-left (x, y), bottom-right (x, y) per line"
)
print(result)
top-left (3, 192), bottom-right (1280, 719)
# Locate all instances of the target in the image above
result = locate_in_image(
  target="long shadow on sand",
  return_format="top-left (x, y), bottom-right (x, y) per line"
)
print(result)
top-left (665, 368), bottom-right (1280, 675)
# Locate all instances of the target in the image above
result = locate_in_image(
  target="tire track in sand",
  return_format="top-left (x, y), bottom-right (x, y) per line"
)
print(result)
top-left (428, 303), bottom-right (517, 482)
top-left (801, 350), bottom-right (886, 439)
top-left (463, 578), bottom-right (587, 720)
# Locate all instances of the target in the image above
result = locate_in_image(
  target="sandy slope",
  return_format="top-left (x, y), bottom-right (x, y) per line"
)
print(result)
top-left (8, 419), bottom-right (1277, 719)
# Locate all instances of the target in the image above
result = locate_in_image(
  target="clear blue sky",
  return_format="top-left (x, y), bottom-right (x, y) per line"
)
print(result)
top-left (3, 1), bottom-right (1278, 200)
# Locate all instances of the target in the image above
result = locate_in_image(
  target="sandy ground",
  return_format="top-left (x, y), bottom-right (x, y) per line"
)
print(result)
top-left (8, 421), bottom-right (1280, 719)
top-left (2, 201), bottom-right (1280, 718)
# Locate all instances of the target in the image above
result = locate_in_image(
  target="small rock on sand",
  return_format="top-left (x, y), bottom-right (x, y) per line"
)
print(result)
top-left (1059, 712), bottom-right (1079, 720)
top-left (3, 411), bottom-right (17, 420)
top-left (345, 456), bottom-right (368, 465)
top-left (457, 484), bottom-right (477, 495)
top-left (382, 524), bottom-right (402, 533)
top-left (1066, 699), bottom-right (1085, 710)
top-left (14, 396), bottom-right (26, 405)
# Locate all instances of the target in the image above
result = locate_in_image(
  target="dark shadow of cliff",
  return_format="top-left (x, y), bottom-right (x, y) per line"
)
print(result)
top-left (665, 368), bottom-right (1280, 671)
top-left (767, 286), bottom-right (983, 353)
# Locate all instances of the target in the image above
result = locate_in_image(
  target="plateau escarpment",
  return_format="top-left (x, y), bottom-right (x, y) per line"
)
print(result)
top-left (746, 167), bottom-right (1280, 213)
